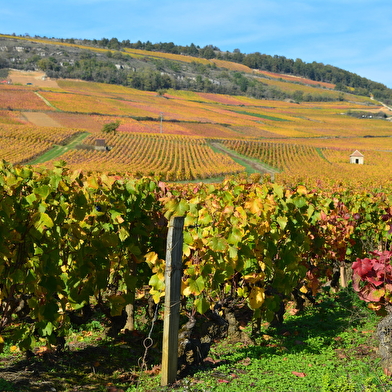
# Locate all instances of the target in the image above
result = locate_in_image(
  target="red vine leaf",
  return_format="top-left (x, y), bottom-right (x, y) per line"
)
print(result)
top-left (352, 258), bottom-right (373, 278)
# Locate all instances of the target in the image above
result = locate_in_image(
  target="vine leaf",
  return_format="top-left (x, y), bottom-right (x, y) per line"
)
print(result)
top-left (194, 297), bottom-right (210, 314)
top-left (32, 212), bottom-right (54, 232)
top-left (248, 287), bottom-right (265, 309)
top-left (108, 295), bottom-right (127, 317)
top-left (209, 237), bottom-right (228, 252)
top-left (276, 216), bottom-right (288, 230)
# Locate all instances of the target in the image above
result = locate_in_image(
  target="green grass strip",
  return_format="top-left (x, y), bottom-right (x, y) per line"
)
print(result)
top-left (210, 141), bottom-right (280, 174)
top-left (28, 132), bottom-right (90, 164)
top-left (316, 147), bottom-right (332, 164)
top-left (230, 110), bottom-right (291, 122)
top-left (34, 92), bottom-right (60, 111)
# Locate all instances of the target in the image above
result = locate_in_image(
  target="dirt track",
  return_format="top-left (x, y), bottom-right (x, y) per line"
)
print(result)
top-left (21, 112), bottom-right (64, 128)
top-left (8, 69), bottom-right (59, 88)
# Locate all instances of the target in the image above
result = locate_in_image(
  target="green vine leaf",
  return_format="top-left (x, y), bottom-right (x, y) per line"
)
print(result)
top-left (32, 211), bottom-right (54, 232)
top-left (194, 297), bottom-right (210, 314)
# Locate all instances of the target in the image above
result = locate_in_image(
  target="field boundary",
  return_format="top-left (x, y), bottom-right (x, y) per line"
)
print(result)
top-left (28, 132), bottom-right (90, 165)
top-left (34, 92), bottom-right (59, 110)
top-left (209, 142), bottom-right (280, 179)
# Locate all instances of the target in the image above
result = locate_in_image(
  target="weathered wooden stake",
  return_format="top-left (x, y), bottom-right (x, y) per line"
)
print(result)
top-left (161, 216), bottom-right (184, 386)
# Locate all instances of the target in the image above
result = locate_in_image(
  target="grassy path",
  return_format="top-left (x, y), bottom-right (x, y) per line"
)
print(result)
top-left (210, 142), bottom-right (280, 179)
top-left (175, 142), bottom-right (279, 184)
top-left (34, 92), bottom-right (59, 110)
top-left (316, 147), bottom-right (332, 164)
top-left (28, 132), bottom-right (90, 165)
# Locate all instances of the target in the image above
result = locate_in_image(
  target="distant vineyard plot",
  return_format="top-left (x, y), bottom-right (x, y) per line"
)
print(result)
top-left (1, 72), bottom-right (392, 187)
top-left (44, 133), bottom-right (245, 181)
top-left (0, 123), bottom-right (82, 164)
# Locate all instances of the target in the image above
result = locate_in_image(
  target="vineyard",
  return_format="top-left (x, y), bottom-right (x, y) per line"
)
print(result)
top-left (222, 139), bottom-right (392, 190)
top-left (255, 69), bottom-right (336, 89)
top-left (0, 162), bottom-right (391, 340)
top-left (1, 47), bottom-right (392, 390)
top-left (0, 71), bottom-right (392, 188)
top-left (44, 133), bottom-right (245, 180)
top-left (1, 162), bottom-right (392, 390)
top-left (0, 123), bottom-right (82, 164)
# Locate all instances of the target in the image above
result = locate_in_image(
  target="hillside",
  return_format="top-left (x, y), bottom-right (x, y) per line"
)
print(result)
top-left (0, 67), bottom-right (391, 187)
top-left (1, 34), bottom-right (392, 189)
top-left (2, 33), bottom-right (392, 103)
top-left (3, 33), bottom-right (392, 392)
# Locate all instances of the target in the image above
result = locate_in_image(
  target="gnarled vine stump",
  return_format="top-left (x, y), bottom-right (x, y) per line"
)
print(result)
top-left (377, 311), bottom-right (392, 375)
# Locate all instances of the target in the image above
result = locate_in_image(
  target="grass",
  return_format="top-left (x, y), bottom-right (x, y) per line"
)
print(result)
top-left (209, 141), bottom-right (279, 177)
top-left (28, 132), bottom-right (90, 164)
top-left (229, 110), bottom-right (291, 122)
top-left (185, 290), bottom-right (385, 392)
top-left (316, 147), bottom-right (331, 164)
top-left (0, 288), bottom-right (390, 391)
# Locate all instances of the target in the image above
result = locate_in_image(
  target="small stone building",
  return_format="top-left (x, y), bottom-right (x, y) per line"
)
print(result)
top-left (94, 138), bottom-right (106, 151)
top-left (350, 150), bottom-right (364, 165)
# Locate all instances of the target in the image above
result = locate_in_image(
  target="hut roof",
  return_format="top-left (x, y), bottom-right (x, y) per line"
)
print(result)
top-left (350, 150), bottom-right (364, 157)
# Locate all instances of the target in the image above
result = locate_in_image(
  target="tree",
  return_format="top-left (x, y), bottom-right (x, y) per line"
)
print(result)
top-left (200, 45), bottom-right (216, 59)
top-left (157, 89), bottom-right (167, 96)
top-left (102, 120), bottom-right (120, 135)
top-left (108, 37), bottom-right (120, 50)
top-left (188, 43), bottom-right (199, 56)
top-left (292, 90), bottom-right (304, 102)
top-left (232, 48), bottom-right (244, 63)
top-left (37, 57), bottom-right (58, 71)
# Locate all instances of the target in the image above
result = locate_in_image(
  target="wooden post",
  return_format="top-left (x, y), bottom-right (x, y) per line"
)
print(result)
top-left (340, 263), bottom-right (348, 288)
top-left (161, 216), bottom-right (184, 386)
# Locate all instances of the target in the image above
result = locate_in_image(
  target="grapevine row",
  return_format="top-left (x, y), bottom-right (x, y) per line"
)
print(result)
top-left (223, 139), bottom-right (392, 191)
top-left (41, 133), bottom-right (245, 180)
top-left (1, 163), bottom-right (391, 352)
top-left (0, 124), bottom-right (82, 164)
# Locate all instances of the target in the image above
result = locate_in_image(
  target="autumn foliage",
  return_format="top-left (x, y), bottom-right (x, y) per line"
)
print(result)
top-left (352, 251), bottom-right (392, 311)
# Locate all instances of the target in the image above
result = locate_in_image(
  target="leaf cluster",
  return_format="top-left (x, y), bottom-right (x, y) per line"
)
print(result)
top-left (1, 161), bottom-right (392, 351)
top-left (0, 161), bottom-right (166, 351)
top-left (352, 250), bottom-right (392, 310)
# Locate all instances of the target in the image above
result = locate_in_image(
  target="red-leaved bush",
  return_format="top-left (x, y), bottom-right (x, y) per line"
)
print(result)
top-left (352, 250), bottom-right (392, 310)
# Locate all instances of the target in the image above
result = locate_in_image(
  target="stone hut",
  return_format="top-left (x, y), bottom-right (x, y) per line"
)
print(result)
top-left (350, 150), bottom-right (364, 165)
top-left (94, 138), bottom-right (106, 151)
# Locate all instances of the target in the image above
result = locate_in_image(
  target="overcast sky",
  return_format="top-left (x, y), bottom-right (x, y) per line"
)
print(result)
top-left (1, 0), bottom-right (392, 87)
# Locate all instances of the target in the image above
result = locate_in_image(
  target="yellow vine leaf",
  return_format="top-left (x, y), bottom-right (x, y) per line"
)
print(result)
top-left (245, 198), bottom-right (263, 215)
top-left (243, 273), bottom-right (265, 284)
top-left (145, 252), bottom-right (158, 266)
top-left (368, 303), bottom-right (382, 311)
top-left (150, 288), bottom-right (165, 304)
top-left (257, 222), bottom-right (270, 235)
top-left (10, 345), bottom-right (19, 353)
top-left (296, 185), bottom-right (308, 195)
top-left (181, 281), bottom-right (192, 296)
top-left (248, 287), bottom-right (265, 309)
top-left (299, 286), bottom-right (308, 294)
top-left (85, 176), bottom-right (99, 189)
top-left (258, 260), bottom-right (266, 271)
top-left (237, 287), bottom-right (245, 297)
